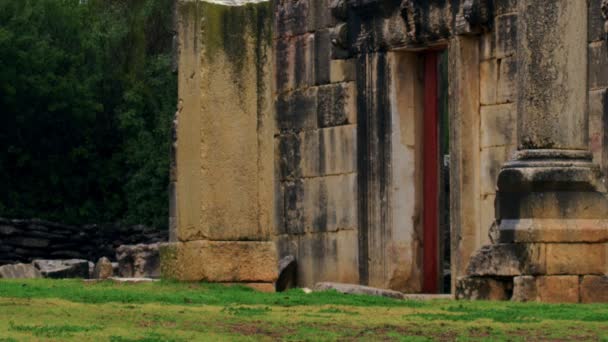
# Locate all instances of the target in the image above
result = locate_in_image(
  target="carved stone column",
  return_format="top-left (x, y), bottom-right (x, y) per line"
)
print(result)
top-left (459, 0), bottom-right (608, 303)
top-left (496, 0), bottom-right (608, 242)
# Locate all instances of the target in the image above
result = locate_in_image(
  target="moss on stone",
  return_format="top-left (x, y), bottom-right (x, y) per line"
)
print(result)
top-left (199, 1), bottom-right (272, 76)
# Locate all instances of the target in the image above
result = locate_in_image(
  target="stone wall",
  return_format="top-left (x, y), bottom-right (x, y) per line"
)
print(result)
top-left (0, 218), bottom-right (167, 265)
top-left (274, 0), bottom-right (359, 288)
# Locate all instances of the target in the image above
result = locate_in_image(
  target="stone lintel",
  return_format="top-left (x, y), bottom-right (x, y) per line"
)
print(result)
top-left (160, 241), bottom-right (278, 283)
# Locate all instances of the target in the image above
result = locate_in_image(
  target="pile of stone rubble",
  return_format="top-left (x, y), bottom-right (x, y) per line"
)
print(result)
top-left (0, 243), bottom-right (161, 280)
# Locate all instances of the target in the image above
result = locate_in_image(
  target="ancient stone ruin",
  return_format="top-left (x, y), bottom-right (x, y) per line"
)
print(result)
top-left (161, 0), bottom-right (608, 302)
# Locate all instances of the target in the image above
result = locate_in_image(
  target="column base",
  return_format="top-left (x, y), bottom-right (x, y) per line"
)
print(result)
top-left (459, 150), bottom-right (608, 303)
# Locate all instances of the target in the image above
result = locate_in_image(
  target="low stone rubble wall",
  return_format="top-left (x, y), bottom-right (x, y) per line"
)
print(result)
top-left (0, 218), bottom-right (167, 265)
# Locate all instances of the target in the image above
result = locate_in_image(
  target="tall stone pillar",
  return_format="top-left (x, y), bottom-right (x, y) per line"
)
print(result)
top-left (160, 0), bottom-right (278, 291)
top-left (459, 0), bottom-right (608, 303)
top-left (497, 0), bottom-right (608, 242)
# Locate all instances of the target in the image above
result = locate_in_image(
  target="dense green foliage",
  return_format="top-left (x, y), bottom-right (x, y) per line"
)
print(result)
top-left (0, 0), bottom-right (176, 229)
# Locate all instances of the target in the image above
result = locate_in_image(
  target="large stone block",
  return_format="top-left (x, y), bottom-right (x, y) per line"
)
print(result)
top-left (275, 33), bottom-right (316, 93)
top-left (480, 32), bottom-right (495, 61)
top-left (116, 244), bottom-right (161, 278)
top-left (495, 14), bottom-right (517, 59)
top-left (589, 41), bottom-right (608, 90)
top-left (480, 145), bottom-right (513, 196)
top-left (0, 263), bottom-right (42, 279)
top-left (480, 59), bottom-right (498, 105)
top-left (307, 0), bottom-right (335, 31)
top-left (512, 276), bottom-right (537, 302)
top-left (33, 259), bottom-right (89, 279)
top-left (160, 241), bottom-right (278, 283)
top-left (295, 230), bottom-right (359, 287)
top-left (545, 243), bottom-right (607, 275)
top-left (456, 276), bottom-right (511, 300)
top-left (277, 87), bottom-right (318, 133)
top-left (536, 276), bottom-right (579, 303)
top-left (284, 180), bottom-right (305, 235)
top-left (496, 57), bottom-right (516, 104)
top-left (317, 82), bottom-right (357, 128)
top-left (314, 29), bottom-right (331, 85)
top-left (301, 125), bottom-right (357, 177)
top-left (275, 0), bottom-right (309, 38)
top-left (580, 276), bottom-right (608, 303)
top-left (176, 1), bottom-right (274, 243)
top-left (277, 133), bottom-right (302, 181)
top-left (480, 104), bottom-right (516, 148)
top-left (301, 174), bottom-right (357, 233)
top-left (466, 244), bottom-right (546, 277)
top-left (330, 59), bottom-right (356, 84)
top-left (588, 0), bottom-right (605, 43)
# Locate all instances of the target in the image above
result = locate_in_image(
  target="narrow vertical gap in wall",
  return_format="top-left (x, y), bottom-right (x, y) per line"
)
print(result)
top-left (422, 49), bottom-right (450, 294)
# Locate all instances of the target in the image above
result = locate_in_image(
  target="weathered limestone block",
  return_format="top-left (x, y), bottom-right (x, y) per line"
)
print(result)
top-left (33, 259), bottom-right (89, 279)
top-left (277, 133), bottom-right (302, 181)
top-left (295, 230), bottom-right (358, 287)
top-left (480, 59), bottom-right (498, 105)
top-left (496, 57), bottom-right (516, 104)
top-left (536, 276), bottom-right (579, 303)
top-left (314, 29), bottom-right (331, 85)
top-left (330, 59), bottom-right (355, 84)
top-left (0, 263), bottom-right (42, 279)
top-left (301, 174), bottom-right (357, 233)
top-left (160, 241), bottom-right (278, 283)
top-left (545, 243), bottom-right (607, 275)
top-left (313, 282), bottom-right (404, 299)
top-left (317, 82), bottom-right (356, 128)
top-left (466, 244), bottom-right (546, 277)
top-left (93, 257), bottom-right (113, 280)
top-left (284, 179), bottom-right (305, 235)
top-left (589, 41), bottom-right (608, 90)
top-left (494, 14), bottom-right (517, 59)
top-left (511, 276), bottom-right (537, 302)
top-left (175, 1), bottom-right (274, 243)
top-left (580, 276), bottom-right (608, 303)
top-left (276, 87), bottom-right (318, 133)
top-left (589, 0), bottom-right (605, 42)
top-left (480, 32), bottom-right (495, 61)
top-left (307, 0), bottom-right (335, 31)
top-left (480, 145), bottom-right (512, 196)
top-left (480, 104), bottom-right (516, 148)
top-left (116, 244), bottom-right (161, 278)
top-left (455, 277), bottom-right (511, 300)
top-left (275, 0), bottom-right (309, 38)
top-left (301, 125), bottom-right (357, 177)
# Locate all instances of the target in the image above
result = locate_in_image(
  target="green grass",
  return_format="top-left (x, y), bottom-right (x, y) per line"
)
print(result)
top-left (0, 279), bottom-right (607, 341)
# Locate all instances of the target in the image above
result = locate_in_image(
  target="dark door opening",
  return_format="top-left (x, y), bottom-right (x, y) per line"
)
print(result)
top-left (422, 50), bottom-right (450, 294)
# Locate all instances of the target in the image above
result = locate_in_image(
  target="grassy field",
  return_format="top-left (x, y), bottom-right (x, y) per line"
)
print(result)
top-left (0, 280), bottom-right (607, 341)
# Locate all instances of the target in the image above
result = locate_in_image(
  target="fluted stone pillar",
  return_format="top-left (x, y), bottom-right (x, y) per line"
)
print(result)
top-left (496, 0), bottom-right (608, 243)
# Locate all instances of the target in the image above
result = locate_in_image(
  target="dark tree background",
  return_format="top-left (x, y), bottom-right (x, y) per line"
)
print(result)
top-left (0, 0), bottom-right (176, 229)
